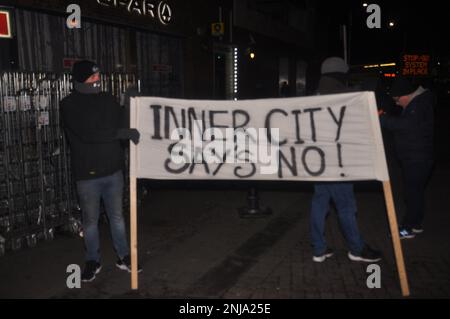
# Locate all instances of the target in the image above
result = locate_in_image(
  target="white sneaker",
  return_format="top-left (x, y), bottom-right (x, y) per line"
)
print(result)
top-left (312, 249), bottom-right (334, 263)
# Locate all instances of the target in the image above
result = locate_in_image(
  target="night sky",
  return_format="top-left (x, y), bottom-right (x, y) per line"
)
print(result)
top-left (319, 0), bottom-right (448, 65)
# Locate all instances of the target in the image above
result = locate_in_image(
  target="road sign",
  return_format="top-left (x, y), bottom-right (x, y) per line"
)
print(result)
top-left (211, 22), bottom-right (224, 36)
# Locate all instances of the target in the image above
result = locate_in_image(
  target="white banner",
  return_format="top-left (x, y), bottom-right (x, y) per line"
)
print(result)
top-left (130, 92), bottom-right (389, 182)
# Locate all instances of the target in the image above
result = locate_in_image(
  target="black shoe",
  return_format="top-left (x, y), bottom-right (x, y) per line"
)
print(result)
top-left (81, 261), bottom-right (102, 282)
top-left (116, 255), bottom-right (143, 273)
top-left (348, 245), bottom-right (382, 263)
top-left (312, 248), bottom-right (334, 263)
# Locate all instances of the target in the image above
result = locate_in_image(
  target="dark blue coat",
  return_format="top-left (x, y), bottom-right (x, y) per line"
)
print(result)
top-left (381, 90), bottom-right (434, 162)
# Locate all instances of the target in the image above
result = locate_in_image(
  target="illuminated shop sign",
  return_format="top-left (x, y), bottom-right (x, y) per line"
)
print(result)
top-left (0, 10), bottom-right (13, 38)
top-left (401, 54), bottom-right (430, 77)
top-left (97, 0), bottom-right (172, 25)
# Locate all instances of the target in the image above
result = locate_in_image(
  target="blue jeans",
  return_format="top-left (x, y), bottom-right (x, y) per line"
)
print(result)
top-left (310, 183), bottom-right (365, 256)
top-left (76, 170), bottom-right (129, 262)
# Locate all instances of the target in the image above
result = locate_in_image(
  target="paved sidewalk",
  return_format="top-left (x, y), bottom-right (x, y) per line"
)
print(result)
top-left (1, 167), bottom-right (449, 299)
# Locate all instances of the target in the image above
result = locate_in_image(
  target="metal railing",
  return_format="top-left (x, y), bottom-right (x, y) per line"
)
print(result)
top-left (0, 72), bottom-right (139, 256)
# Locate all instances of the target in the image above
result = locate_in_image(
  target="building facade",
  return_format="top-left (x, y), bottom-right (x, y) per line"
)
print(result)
top-left (0, 0), bottom-right (320, 99)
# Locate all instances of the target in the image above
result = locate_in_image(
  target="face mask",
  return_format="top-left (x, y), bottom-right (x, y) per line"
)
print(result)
top-left (74, 80), bottom-right (102, 94)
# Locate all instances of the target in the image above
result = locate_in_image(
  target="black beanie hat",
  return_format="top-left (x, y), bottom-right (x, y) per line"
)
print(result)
top-left (390, 77), bottom-right (417, 97)
top-left (72, 60), bottom-right (100, 83)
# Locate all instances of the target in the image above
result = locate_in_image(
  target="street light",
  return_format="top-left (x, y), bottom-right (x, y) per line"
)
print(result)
top-left (388, 21), bottom-right (395, 27)
top-left (363, 3), bottom-right (368, 7)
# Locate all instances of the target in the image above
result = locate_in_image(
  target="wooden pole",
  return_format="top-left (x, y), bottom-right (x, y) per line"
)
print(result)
top-left (129, 98), bottom-right (138, 290)
top-left (130, 174), bottom-right (138, 290)
top-left (382, 180), bottom-right (410, 296)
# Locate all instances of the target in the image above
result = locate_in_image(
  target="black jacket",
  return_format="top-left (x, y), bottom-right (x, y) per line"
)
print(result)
top-left (381, 89), bottom-right (434, 162)
top-left (60, 91), bottom-right (125, 181)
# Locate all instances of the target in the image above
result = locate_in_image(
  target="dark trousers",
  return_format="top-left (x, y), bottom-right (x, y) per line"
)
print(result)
top-left (400, 160), bottom-right (433, 229)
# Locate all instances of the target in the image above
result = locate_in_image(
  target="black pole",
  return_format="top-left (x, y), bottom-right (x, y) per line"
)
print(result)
top-left (238, 187), bottom-right (272, 218)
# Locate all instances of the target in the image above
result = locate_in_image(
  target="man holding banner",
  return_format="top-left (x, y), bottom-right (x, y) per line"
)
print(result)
top-left (60, 60), bottom-right (142, 282)
top-left (310, 57), bottom-right (382, 263)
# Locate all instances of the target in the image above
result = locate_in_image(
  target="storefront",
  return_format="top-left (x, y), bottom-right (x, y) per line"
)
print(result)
top-left (1, 0), bottom-right (318, 100)
top-left (0, 0), bottom-right (186, 97)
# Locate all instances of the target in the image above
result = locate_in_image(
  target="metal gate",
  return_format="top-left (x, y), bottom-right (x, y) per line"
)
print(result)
top-left (0, 72), bottom-right (139, 256)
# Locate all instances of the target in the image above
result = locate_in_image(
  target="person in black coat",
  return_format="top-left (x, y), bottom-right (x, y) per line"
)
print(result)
top-left (60, 60), bottom-right (140, 282)
top-left (380, 77), bottom-right (434, 239)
